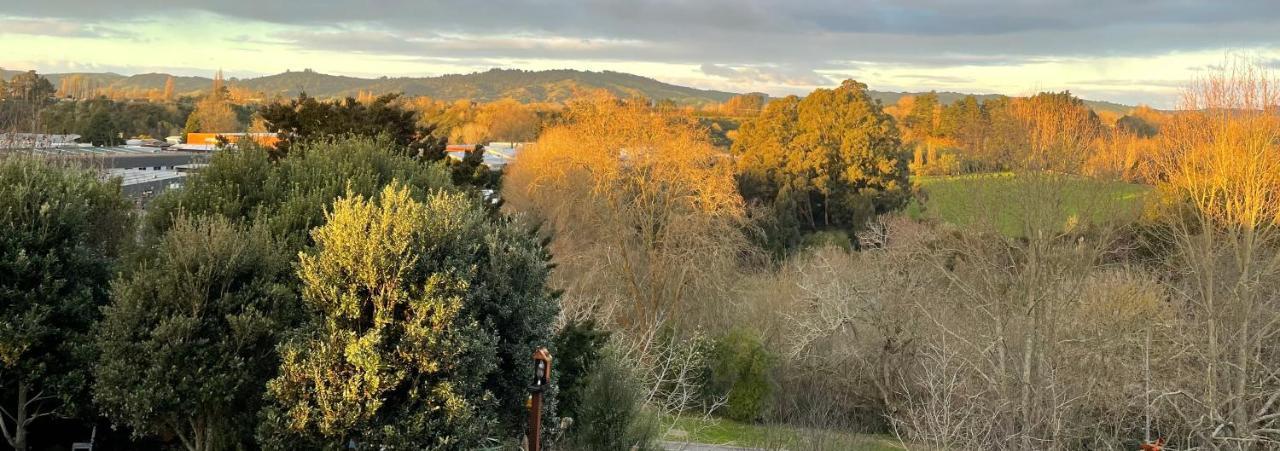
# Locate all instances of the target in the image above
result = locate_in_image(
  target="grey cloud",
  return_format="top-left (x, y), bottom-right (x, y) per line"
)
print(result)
top-left (6, 0), bottom-right (1280, 105)
top-left (7, 1), bottom-right (1280, 59)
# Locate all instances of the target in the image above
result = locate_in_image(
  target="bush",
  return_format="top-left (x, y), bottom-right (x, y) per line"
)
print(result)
top-left (553, 319), bottom-right (610, 422)
top-left (561, 345), bottom-right (658, 451)
top-left (95, 215), bottom-right (299, 451)
top-left (707, 330), bottom-right (774, 422)
top-left (145, 135), bottom-right (453, 248)
top-left (259, 183), bottom-right (558, 449)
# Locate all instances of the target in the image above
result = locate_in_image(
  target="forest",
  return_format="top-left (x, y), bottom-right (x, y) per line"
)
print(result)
top-left (1, 57), bottom-right (1279, 451)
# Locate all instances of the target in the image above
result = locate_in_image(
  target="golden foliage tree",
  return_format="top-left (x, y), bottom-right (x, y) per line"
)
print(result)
top-left (184, 91), bottom-right (240, 134)
top-left (1010, 91), bottom-right (1104, 172)
top-left (163, 76), bottom-right (175, 102)
top-left (451, 98), bottom-right (541, 144)
top-left (503, 94), bottom-right (749, 330)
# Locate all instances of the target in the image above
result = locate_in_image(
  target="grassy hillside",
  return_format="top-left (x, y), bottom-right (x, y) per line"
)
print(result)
top-left (907, 173), bottom-right (1149, 237)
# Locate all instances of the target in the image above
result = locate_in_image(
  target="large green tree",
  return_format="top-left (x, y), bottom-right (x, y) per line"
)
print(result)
top-left (145, 135), bottom-right (454, 248)
top-left (260, 183), bottom-right (558, 449)
top-left (94, 216), bottom-right (299, 451)
top-left (0, 157), bottom-right (131, 451)
top-left (257, 93), bottom-right (447, 160)
top-left (732, 80), bottom-right (909, 250)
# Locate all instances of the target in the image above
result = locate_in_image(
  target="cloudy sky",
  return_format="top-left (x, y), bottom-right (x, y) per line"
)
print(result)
top-left (2, 0), bottom-right (1278, 107)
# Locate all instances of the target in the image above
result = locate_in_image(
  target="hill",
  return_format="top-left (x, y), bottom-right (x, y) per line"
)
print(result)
top-left (4, 68), bottom-right (739, 106)
top-left (869, 90), bottom-right (1134, 116)
top-left (2, 68), bottom-right (1137, 113)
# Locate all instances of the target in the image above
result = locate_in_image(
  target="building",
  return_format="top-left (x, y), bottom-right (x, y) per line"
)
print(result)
top-left (106, 167), bottom-right (187, 201)
top-left (2, 144), bottom-right (210, 206)
top-left (445, 142), bottom-right (525, 170)
top-left (178, 132), bottom-right (279, 151)
top-left (0, 133), bottom-right (81, 150)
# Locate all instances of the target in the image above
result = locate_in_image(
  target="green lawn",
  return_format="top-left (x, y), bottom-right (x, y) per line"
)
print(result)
top-left (906, 172), bottom-right (1150, 237)
top-left (662, 415), bottom-right (905, 451)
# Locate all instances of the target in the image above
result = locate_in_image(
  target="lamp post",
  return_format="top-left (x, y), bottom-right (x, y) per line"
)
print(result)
top-left (528, 347), bottom-right (551, 451)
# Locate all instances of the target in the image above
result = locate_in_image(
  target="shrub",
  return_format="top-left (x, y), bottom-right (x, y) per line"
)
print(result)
top-left (552, 319), bottom-right (611, 422)
top-left (561, 345), bottom-right (658, 451)
top-left (707, 330), bottom-right (774, 422)
top-left (145, 135), bottom-right (453, 248)
top-left (95, 215), bottom-right (299, 450)
top-left (260, 183), bottom-right (558, 449)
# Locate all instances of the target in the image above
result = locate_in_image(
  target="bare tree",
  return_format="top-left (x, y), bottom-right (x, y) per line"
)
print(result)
top-left (1149, 58), bottom-right (1280, 450)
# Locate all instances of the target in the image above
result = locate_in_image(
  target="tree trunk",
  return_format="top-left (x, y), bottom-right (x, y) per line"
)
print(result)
top-left (12, 384), bottom-right (28, 451)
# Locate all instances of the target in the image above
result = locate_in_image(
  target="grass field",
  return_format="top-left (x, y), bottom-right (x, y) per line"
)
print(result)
top-left (906, 172), bottom-right (1150, 237)
top-left (663, 415), bottom-right (905, 451)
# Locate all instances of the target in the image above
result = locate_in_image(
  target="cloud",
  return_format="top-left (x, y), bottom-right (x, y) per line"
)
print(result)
top-left (5, 0), bottom-right (1280, 105)
top-left (7, 1), bottom-right (1280, 63)
top-left (700, 63), bottom-right (833, 87)
top-left (0, 17), bottom-right (132, 39)
top-left (270, 27), bottom-right (649, 60)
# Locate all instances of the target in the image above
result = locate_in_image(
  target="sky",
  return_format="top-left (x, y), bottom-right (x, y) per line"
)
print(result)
top-left (2, 0), bottom-right (1279, 108)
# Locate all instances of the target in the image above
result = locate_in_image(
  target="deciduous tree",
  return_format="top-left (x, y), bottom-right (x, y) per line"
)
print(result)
top-left (504, 95), bottom-right (749, 330)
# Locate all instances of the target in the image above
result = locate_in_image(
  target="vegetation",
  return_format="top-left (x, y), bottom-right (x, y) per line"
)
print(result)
top-left (0, 71), bottom-right (56, 133)
top-left (144, 136), bottom-right (452, 246)
top-left (260, 183), bottom-right (557, 449)
top-left (560, 346), bottom-right (658, 451)
top-left (41, 97), bottom-right (191, 143)
top-left (732, 80), bottom-right (910, 254)
top-left (0, 157), bottom-right (131, 451)
top-left (257, 93), bottom-right (446, 159)
top-left (706, 330), bottom-right (774, 422)
top-left (551, 319), bottom-right (610, 423)
top-left (504, 94), bottom-right (750, 330)
top-left (95, 216), bottom-right (299, 451)
top-left (664, 415), bottom-right (905, 451)
top-left (909, 172), bottom-right (1149, 236)
top-left (11, 53), bottom-right (1280, 451)
top-left (184, 73), bottom-right (242, 135)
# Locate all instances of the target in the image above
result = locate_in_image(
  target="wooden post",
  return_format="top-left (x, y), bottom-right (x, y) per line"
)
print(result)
top-left (528, 347), bottom-right (551, 451)
top-left (527, 391), bottom-right (543, 451)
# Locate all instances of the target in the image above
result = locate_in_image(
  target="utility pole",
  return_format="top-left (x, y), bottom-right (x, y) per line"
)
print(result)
top-left (527, 347), bottom-right (551, 451)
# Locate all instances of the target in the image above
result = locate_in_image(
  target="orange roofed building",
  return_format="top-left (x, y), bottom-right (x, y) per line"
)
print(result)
top-left (184, 132), bottom-right (279, 149)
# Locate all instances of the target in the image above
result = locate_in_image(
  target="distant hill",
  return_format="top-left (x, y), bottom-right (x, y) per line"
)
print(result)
top-left (4, 68), bottom-right (739, 106)
top-left (2, 68), bottom-right (1137, 113)
top-left (869, 90), bottom-right (1134, 116)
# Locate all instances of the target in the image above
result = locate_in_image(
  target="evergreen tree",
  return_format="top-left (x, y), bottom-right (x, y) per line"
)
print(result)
top-left (0, 157), bottom-right (132, 451)
top-left (257, 93), bottom-right (446, 160)
top-left (261, 183), bottom-right (558, 449)
top-left (95, 216), bottom-right (299, 451)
